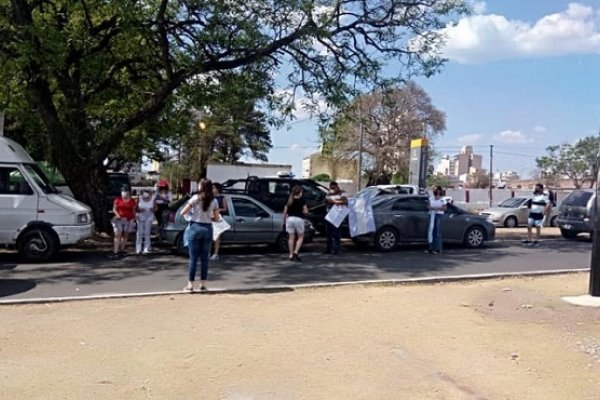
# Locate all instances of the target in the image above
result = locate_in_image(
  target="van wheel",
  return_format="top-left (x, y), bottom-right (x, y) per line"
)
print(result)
top-left (18, 228), bottom-right (58, 262)
top-left (504, 216), bottom-right (517, 228)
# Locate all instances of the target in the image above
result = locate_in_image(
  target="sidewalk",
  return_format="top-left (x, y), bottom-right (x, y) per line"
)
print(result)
top-left (1, 273), bottom-right (598, 399)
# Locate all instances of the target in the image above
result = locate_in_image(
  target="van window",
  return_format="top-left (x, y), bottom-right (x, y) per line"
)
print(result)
top-left (301, 183), bottom-right (326, 202)
top-left (563, 191), bottom-right (593, 207)
top-left (23, 164), bottom-right (59, 194)
top-left (267, 181), bottom-right (290, 197)
top-left (392, 197), bottom-right (429, 212)
top-left (0, 167), bottom-right (33, 195)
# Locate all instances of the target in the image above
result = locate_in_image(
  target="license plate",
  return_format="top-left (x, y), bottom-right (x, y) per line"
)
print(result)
top-left (562, 224), bottom-right (572, 230)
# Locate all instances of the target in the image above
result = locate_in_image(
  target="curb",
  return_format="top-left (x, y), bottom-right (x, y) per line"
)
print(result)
top-left (0, 268), bottom-right (589, 306)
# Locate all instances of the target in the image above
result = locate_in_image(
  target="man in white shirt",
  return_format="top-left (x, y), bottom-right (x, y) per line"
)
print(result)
top-left (522, 183), bottom-right (551, 247)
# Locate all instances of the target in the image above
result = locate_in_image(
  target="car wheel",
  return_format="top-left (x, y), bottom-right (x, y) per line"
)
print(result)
top-left (276, 232), bottom-right (289, 253)
top-left (550, 215), bottom-right (558, 227)
top-left (464, 226), bottom-right (486, 248)
top-left (504, 216), bottom-right (517, 228)
top-left (560, 229), bottom-right (578, 240)
top-left (18, 228), bottom-right (58, 262)
top-left (175, 233), bottom-right (188, 256)
top-left (374, 227), bottom-right (399, 252)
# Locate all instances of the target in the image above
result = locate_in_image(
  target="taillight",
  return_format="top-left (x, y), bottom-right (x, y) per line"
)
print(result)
top-left (167, 211), bottom-right (176, 223)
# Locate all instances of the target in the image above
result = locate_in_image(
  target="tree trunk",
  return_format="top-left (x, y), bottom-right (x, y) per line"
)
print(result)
top-left (62, 164), bottom-right (113, 234)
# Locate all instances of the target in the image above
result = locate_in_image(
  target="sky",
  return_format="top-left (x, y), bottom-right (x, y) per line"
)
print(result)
top-left (262, 1), bottom-right (600, 180)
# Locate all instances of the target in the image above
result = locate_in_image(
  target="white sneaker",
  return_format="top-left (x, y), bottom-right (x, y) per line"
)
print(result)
top-left (209, 254), bottom-right (220, 261)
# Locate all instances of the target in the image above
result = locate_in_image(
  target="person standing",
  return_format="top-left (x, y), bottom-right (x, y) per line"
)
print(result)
top-left (283, 185), bottom-right (309, 262)
top-left (522, 183), bottom-right (551, 247)
top-left (426, 186), bottom-right (447, 255)
top-left (324, 181), bottom-right (348, 254)
top-left (180, 179), bottom-right (219, 292)
top-left (111, 185), bottom-right (137, 258)
top-left (136, 188), bottom-right (157, 255)
top-left (210, 183), bottom-right (228, 260)
top-left (154, 181), bottom-right (172, 227)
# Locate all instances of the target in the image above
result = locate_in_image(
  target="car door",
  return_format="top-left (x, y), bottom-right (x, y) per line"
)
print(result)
top-left (390, 197), bottom-right (430, 241)
top-left (0, 166), bottom-right (38, 243)
top-left (516, 198), bottom-right (531, 225)
top-left (230, 197), bottom-right (274, 242)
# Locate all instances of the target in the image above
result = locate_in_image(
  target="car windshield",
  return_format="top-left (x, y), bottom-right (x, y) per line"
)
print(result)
top-left (498, 197), bottom-right (526, 208)
top-left (23, 163), bottom-right (59, 194)
top-left (563, 191), bottom-right (593, 207)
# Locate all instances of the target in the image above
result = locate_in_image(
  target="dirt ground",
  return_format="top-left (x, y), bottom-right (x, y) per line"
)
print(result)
top-left (1, 273), bottom-right (599, 400)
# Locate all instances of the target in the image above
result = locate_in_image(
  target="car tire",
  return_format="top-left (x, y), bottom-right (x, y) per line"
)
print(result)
top-left (175, 233), bottom-right (187, 256)
top-left (504, 216), bottom-right (518, 228)
top-left (276, 232), bottom-right (289, 253)
top-left (463, 226), bottom-right (486, 248)
top-left (550, 215), bottom-right (558, 227)
top-left (374, 227), bottom-right (399, 252)
top-left (560, 229), bottom-right (578, 240)
top-left (18, 228), bottom-right (58, 262)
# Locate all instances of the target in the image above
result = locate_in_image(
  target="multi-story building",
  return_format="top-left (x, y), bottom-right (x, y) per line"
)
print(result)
top-left (435, 146), bottom-right (483, 183)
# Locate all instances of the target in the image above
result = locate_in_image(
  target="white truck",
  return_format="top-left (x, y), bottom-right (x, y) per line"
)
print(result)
top-left (0, 137), bottom-right (94, 261)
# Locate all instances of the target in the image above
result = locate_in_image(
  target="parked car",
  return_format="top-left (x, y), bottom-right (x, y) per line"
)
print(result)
top-left (160, 194), bottom-right (315, 254)
top-left (353, 195), bottom-right (495, 252)
top-left (479, 197), bottom-right (558, 228)
top-left (556, 189), bottom-right (595, 239)
top-left (221, 176), bottom-right (329, 233)
top-left (0, 137), bottom-right (94, 262)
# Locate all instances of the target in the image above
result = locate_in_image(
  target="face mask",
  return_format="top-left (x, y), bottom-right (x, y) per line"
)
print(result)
top-left (121, 192), bottom-right (130, 198)
top-left (143, 193), bottom-right (151, 199)
top-left (433, 191), bottom-right (440, 196)
top-left (534, 189), bottom-right (542, 195)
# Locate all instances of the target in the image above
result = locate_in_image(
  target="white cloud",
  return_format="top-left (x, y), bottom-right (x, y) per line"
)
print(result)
top-left (471, 1), bottom-right (486, 15)
top-left (457, 133), bottom-right (483, 144)
top-left (533, 125), bottom-right (547, 133)
top-left (441, 3), bottom-right (600, 63)
top-left (493, 130), bottom-right (534, 144)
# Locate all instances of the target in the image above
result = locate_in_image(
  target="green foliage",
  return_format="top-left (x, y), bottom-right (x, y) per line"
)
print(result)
top-left (536, 136), bottom-right (600, 189)
top-left (312, 173), bottom-right (331, 182)
top-left (428, 174), bottom-right (451, 188)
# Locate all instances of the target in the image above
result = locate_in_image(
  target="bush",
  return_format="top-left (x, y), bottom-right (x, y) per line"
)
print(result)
top-left (313, 173), bottom-right (331, 182)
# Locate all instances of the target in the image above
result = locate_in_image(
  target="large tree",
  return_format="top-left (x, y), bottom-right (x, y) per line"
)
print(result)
top-left (536, 136), bottom-right (600, 189)
top-left (320, 82), bottom-right (446, 185)
top-left (0, 0), bottom-right (466, 230)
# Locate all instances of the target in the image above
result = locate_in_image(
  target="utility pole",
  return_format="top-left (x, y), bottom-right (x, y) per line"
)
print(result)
top-left (590, 132), bottom-right (600, 296)
top-left (489, 145), bottom-right (493, 207)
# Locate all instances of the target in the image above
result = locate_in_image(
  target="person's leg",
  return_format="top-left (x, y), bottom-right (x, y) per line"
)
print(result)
top-left (535, 224), bottom-right (542, 242)
top-left (434, 215), bottom-right (443, 253)
top-left (325, 221), bottom-right (333, 253)
top-left (135, 222), bottom-right (143, 254)
top-left (527, 225), bottom-right (533, 242)
top-left (199, 226), bottom-right (212, 289)
top-left (113, 231), bottom-right (121, 255)
top-left (186, 225), bottom-right (200, 289)
top-left (143, 219), bottom-right (152, 253)
top-left (288, 232), bottom-right (295, 259)
top-left (294, 233), bottom-right (305, 256)
top-left (211, 238), bottom-right (221, 259)
top-left (427, 214), bottom-right (435, 252)
top-left (333, 225), bottom-right (342, 253)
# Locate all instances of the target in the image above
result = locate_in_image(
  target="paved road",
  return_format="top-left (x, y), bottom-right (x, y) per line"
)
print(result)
top-left (0, 237), bottom-right (592, 302)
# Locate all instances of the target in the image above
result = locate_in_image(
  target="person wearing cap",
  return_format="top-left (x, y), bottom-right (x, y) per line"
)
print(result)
top-left (111, 185), bottom-right (137, 258)
top-left (136, 188), bottom-right (157, 255)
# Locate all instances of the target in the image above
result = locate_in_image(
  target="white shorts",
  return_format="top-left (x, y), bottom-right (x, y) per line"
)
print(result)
top-left (528, 218), bottom-right (543, 228)
top-left (112, 218), bottom-right (134, 234)
top-left (286, 217), bottom-right (305, 235)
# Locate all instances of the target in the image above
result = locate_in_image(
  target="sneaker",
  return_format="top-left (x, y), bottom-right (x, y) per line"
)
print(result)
top-left (209, 254), bottom-right (219, 261)
top-left (292, 254), bottom-right (301, 262)
top-left (521, 240), bottom-right (531, 245)
top-left (142, 251), bottom-right (151, 256)
top-left (424, 250), bottom-right (432, 254)
top-left (432, 251), bottom-right (441, 255)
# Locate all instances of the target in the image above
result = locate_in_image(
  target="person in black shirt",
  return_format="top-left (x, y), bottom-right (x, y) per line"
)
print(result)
top-left (283, 185), bottom-right (309, 261)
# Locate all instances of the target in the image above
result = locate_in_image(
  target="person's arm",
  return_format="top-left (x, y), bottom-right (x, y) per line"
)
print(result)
top-left (337, 193), bottom-right (348, 206)
top-left (221, 196), bottom-right (228, 213)
top-left (113, 200), bottom-right (121, 219)
top-left (180, 196), bottom-right (196, 217)
top-left (326, 194), bottom-right (335, 205)
top-left (211, 202), bottom-right (220, 222)
top-left (282, 205), bottom-right (288, 229)
top-left (303, 204), bottom-right (309, 215)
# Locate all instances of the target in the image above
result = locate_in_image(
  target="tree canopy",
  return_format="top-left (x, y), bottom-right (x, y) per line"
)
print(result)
top-left (536, 136), bottom-right (600, 189)
top-left (0, 0), bottom-right (467, 230)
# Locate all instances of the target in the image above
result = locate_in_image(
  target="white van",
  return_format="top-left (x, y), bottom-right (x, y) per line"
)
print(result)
top-left (0, 137), bottom-right (94, 261)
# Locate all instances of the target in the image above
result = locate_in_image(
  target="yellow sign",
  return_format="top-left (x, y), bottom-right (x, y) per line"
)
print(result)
top-left (410, 138), bottom-right (429, 148)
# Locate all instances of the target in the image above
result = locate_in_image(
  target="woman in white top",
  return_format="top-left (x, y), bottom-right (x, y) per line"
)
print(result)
top-left (179, 179), bottom-right (220, 292)
top-left (135, 188), bottom-right (157, 255)
top-left (426, 186), bottom-right (447, 254)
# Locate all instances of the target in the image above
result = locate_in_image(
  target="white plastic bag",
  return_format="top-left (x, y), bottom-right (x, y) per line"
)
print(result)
top-left (212, 218), bottom-right (231, 241)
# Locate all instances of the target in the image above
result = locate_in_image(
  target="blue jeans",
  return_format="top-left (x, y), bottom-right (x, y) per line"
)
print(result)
top-left (325, 221), bottom-right (341, 253)
top-left (428, 214), bottom-right (443, 252)
top-left (187, 222), bottom-right (213, 281)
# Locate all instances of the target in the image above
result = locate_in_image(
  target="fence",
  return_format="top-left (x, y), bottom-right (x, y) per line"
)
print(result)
top-left (446, 189), bottom-right (572, 212)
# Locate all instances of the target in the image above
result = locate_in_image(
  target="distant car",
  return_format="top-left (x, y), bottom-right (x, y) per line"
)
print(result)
top-left (556, 189), bottom-right (595, 239)
top-left (160, 194), bottom-right (315, 254)
top-left (353, 195), bottom-right (495, 252)
top-left (479, 197), bottom-right (558, 228)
